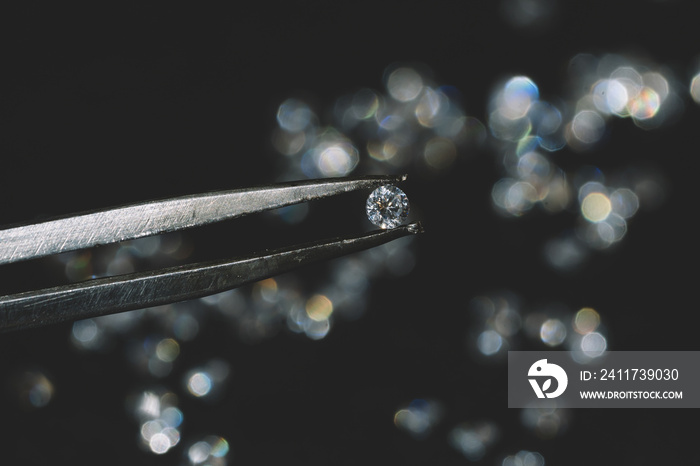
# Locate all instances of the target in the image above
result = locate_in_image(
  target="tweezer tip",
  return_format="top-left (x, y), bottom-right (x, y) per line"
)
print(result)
top-left (406, 221), bottom-right (424, 234)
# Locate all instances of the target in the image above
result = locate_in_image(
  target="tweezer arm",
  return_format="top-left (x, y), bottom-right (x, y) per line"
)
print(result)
top-left (0, 174), bottom-right (406, 265)
top-left (0, 222), bottom-right (423, 333)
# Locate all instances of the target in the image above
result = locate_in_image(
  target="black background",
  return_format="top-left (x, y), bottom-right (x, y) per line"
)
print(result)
top-left (1, 1), bottom-right (699, 464)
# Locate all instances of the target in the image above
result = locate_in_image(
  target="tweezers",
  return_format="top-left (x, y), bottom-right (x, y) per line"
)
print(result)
top-left (0, 175), bottom-right (422, 333)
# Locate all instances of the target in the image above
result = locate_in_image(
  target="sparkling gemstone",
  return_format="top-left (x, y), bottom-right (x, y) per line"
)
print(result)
top-left (366, 185), bottom-right (410, 229)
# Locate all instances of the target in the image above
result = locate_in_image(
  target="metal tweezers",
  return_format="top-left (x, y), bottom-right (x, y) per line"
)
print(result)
top-left (0, 175), bottom-right (422, 333)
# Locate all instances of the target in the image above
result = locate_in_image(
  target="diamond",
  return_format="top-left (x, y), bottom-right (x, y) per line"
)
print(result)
top-left (366, 185), bottom-right (410, 229)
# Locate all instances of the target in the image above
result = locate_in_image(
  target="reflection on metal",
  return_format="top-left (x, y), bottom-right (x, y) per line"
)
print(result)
top-left (0, 175), bottom-right (407, 265)
top-left (0, 222), bottom-right (423, 332)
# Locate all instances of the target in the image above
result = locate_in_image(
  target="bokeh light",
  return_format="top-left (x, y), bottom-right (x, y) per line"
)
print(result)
top-left (386, 67), bottom-right (424, 102)
top-left (393, 399), bottom-right (443, 439)
top-left (12, 370), bottom-right (55, 409)
top-left (187, 372), bottom-right (212, 397)
top-left (592, 79), bottom-right (629, 115)
top-left (129, 389), bottom-right (183, 455)
top-left (477, 329), bottom-right (504, 356)
top-left (485, 53), bottom-right (674, 274)
top-left (570, 110), bottom-right (606, 145)
top-left (521, 402), bottom-right (570, 438)
top-left (305, 294), bottom-right (333, 322)
top-left (628, 87), bottom-right (661, 120)
top-left (186, 435), bottom-right (231, 465)
top-left (690, 74), bottom-right (700, 104)
top-left (574, 307), bottom-right (600, 335)
top-left (449, 421), bottom-right (499, 461)
top-left (502, 76), bottom-right (540, 119)
top-left (502, 450), bottom-right (547, 466)
top-left (184, 359), bottom-right (231, 401)
top-left (569, 307), bottom-right (608, 363)
top-left (302, 130), bottom-right (359, 178)
top-left (423, 136), bottom-right (457, 170)
top-left (581, 332), bottom-right (607, 357)
top-left (581, 192), bottom-right (612, 223)
top-left (277, 98), bottom-right (315, 132)
top-left (469, 292), bottom-right (526, 360)
top-left (540, 318), bottom-right (567, 347)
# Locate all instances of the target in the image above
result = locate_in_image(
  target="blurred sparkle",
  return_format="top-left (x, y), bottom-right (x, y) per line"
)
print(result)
top-left (502, 450), bottom-right (547, 466)
top-left (12, 370), bottom-right (54, 409)
top-left (540, 318), bottom-right (567, 347)
top-left (448, 421), bottom-right (499, 461)
top-left (186, 435), bottom-right (231, 465)
top-left (129, 389), bottom-right (183, 455)
top-left (184, 359), bottom-right (231, 401)
top-left (393, 399), bottom-right (444, 439)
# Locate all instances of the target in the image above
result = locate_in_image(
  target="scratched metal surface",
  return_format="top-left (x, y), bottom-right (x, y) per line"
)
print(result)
top-left (0, 222), bottom-right (422, 332)
top-left (0, 175), bottom-right (406, 265)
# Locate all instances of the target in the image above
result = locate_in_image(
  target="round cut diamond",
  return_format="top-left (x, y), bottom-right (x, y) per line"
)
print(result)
top-left (366, 185), bottom-right (410, 229)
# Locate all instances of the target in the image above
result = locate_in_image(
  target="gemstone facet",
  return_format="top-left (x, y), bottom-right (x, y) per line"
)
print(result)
top-left (366, 185), bottom-right (410, 229)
